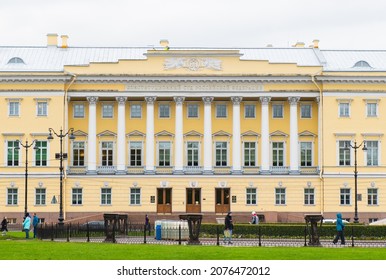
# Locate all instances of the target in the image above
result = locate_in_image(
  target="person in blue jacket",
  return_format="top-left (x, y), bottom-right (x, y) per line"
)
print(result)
top-left (32, 213), bottom-right (39, 238)
top-left (333, 213), bottom-right (345, 245)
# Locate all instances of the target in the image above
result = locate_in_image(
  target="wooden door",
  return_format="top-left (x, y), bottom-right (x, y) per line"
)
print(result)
top-left (215, 188), bottom-right (230, 214)
top-left (157, 188), bottom-right (172, 213)
top-left (186, 188), bottom-right (201, 213)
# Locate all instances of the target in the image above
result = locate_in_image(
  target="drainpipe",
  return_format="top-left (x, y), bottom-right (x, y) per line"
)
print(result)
top-left (311, 73), bottom-right (324, 215)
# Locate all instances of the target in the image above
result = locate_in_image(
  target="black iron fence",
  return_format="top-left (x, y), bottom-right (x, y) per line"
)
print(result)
top-left (34, 222), bottom-right (386, 247)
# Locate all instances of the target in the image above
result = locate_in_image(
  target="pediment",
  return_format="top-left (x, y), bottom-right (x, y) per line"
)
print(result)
top-left (241, 130), bottom-right (260, 137)
top-left (184, 130), bottom-right (203, 137)
top-left (213, 130), bottom-right (232, 137)
top-left (155, 130), bottom-right (174, 137)
top-left (270, 130), bottom-right (288, 137)
top-left (97, 130), bottom-right (116, 137)
top-left (126, 130), bottom-right (145, 137)
top-left (73, 130), bottom-right (88, 137)
top-left (298, 130), bottom-right (317, 137)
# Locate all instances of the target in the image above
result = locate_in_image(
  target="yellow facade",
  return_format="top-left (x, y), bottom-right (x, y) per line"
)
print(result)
top-left (1, 36), bottom-right (385, 224)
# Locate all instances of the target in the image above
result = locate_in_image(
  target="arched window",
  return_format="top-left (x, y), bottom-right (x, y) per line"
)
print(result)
top-left (353, 60), bottom-right (371, 68)
top-left (7, 57), bottom-right (25, 64)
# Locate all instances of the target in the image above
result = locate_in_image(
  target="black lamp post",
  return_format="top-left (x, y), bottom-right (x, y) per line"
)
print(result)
top-left (47, 128), bottom-right (75, 225)
top-left (345, 140), bottom-right (367, 223)
top-left (16, 140), bottom-right (38, 217)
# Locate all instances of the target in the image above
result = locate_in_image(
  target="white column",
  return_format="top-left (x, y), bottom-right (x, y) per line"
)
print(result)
top-left (116, 96), bottom-right (127, 174)
top-left (87, 96), bottom-right (98, 174)
top-left (259, 96), bottom-right (271, 174)
top-left (174, 96), bottom-right (185, 174)
top-left (289, 96), bottom-right (300, 174)
top-left (145, 96), bottom-right (156, 174)
top-left (316, 96), bottom-right (321, 171)
top-left (231, 96), bottom-right (242, 174)
top-left (203, 97), bottom-right (214, 174)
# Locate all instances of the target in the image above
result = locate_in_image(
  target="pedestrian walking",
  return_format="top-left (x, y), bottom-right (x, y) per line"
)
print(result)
top-left (224, 212), bottom-right (233, 244)
top-left (249, 211), bottom-right (259, 224)
top-left (333, 213), bottom-right (346, 245)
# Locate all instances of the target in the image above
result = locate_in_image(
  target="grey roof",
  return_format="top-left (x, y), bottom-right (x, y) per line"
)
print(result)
top-left (1, 45), bottom-right (386, 72)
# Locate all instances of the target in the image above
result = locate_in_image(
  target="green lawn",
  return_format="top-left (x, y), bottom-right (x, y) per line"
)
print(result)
top-left (1, 232), bottom-right (385, 260)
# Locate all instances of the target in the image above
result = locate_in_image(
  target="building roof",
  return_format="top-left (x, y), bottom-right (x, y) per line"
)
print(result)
top-left (1, 44), bottom-right (386, 72)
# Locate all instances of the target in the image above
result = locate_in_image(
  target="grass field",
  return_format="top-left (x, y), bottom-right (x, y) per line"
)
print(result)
top-left (1, 232), bottom-right (385, 260)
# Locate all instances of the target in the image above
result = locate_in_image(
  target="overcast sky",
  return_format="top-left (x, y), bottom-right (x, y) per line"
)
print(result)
top-left (1, 0), bottom-right (386, 49)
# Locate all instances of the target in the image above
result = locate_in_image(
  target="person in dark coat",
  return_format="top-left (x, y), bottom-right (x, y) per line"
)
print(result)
top-left (145, 214), bottom-right (151, 235)
top-left (333, 213), bottom-right (346, 245)
top-left (224, 212), bottom-right (233, 244)
top-left (1, 217), bottom-right (8, 235)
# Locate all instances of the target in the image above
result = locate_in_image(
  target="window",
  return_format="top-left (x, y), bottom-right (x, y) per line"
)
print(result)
top-left (7, 141), bottom-right (19, 166)
top-left (7, 188), bottom-right (18, 205)
top-left (73, 104), bottom-right (85, 118)
top-left (272, 104), bottom-right (283, 118)
top-left (35, 141), bottom-right (48, 166)
top-left (158, 142), bottom-right (171, 166)
top-left (339, 141), bottom-right (351, 166)
top-left (101, 188), bottom-right (112, 205)
top-left (215, 142), bottom-right (227, 166)
top-left (72, 142), bottom-right (85, 166)
top-left (367, 103), bottom-right (377, 117)
top-left (102, 104), bottom-right (113, 118)
top-left (72, 188), bottom-right (82, 205)
top-left (35, 188), bottom-right (46, 205)
top-left (216, 104), bottom-right (227, 118)
top-left (366, 141), bottom-right (378, 166)
top-left (246, 188), bottom-right (257, 205)
top-left (340, 188), bottom-right (351, 205)
top-left (159, 104), bottom-right (170, 118)
top-left (129, 142), bottom-right (142, 166)
top-left (275, 188), bottom-right (286, 205)
top-left (339, 103), bottom-right (350, 117)
top-left (353, 60), bottom-right (371, 68)
top-left (272, 142), bottom-right (284, 167)
top-left (130, 104), bottom-right (142, 118)
top-left (9, 101), bottom-right (20, 116)
top-left (37, 102), bottom-right (48, 116)
top-left (130, 188), bottom-right (141, 205)
top-left (368, 188), bottom-right (378, 205)
top-left (101, 142), bottom-right (114, 166)
top-left (301, 104), bottom-right (312, 118)
top-left (8, 57), bottom-right (25, 64)
top-left (304, 188), bottom-right (315, 205)
top-left (187, 141), bottom-right (199, 166)
top-left (244, 142), bottom-right (256, 166)
top-left (244, 104), bottom-right (255, 118)
top-left (187, 104), bottom-right (199, 118)
top-left (300, 142), bottom-right (312, 167)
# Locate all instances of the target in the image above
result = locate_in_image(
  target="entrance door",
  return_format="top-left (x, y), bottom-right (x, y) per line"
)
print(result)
top-left (157, 188), bottom-right (172, 213)
top-left (215, 188), bottom-right (230, 214)
top-left (186, 188), bottom-right (201, 213)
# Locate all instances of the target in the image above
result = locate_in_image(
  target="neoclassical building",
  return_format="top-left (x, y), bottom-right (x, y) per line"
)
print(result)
top-left (1, 35), bottom-right (385, 223)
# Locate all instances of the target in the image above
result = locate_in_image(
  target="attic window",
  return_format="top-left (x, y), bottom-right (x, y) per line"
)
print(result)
top-left (353, 60), bottom-right (371, 68)
top-left (7, 57), bottom-right (25, 64)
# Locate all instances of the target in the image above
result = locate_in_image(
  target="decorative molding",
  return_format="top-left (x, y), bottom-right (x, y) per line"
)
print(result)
top-left (288, 96), bottom-right (300, 105)
top-left (155, 130), bottom-right (174, 137)
top-left (259, 96), bottom-right (271, 105)
top-left (202, 96), bottom-right (214, 104)
top-left (231, 96), bottom-right (243, 105)
top-left (87, 96), bottom-right (98, 105)
top-left (144, 96), bottom-right (156, 104)
top-left (173, 96), bottom-right (185, 105)
top-left (126, 130), bottom-right (146, 137)
top-left (116, 96), bottom-right (127, 105)
top-left (184, 130), bottom-right (203, 137)
top-left (97, 130), bottom-right (117, 137)
top-left (164, 57), bottom-right (222, 71)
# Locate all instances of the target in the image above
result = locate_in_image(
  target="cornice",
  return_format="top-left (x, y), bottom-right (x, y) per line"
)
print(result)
top-left (0, 75), bottom-right (69, 83)
top-left (316, 75), bottom-right (386, 83)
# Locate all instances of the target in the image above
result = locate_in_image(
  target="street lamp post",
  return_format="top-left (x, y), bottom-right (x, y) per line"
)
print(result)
top-left (345, 140), bottom-right (367, 224)
top-left (47, 128), bottom-right (75, 226)
top-left (16, 140), bottom-right (38, 217)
